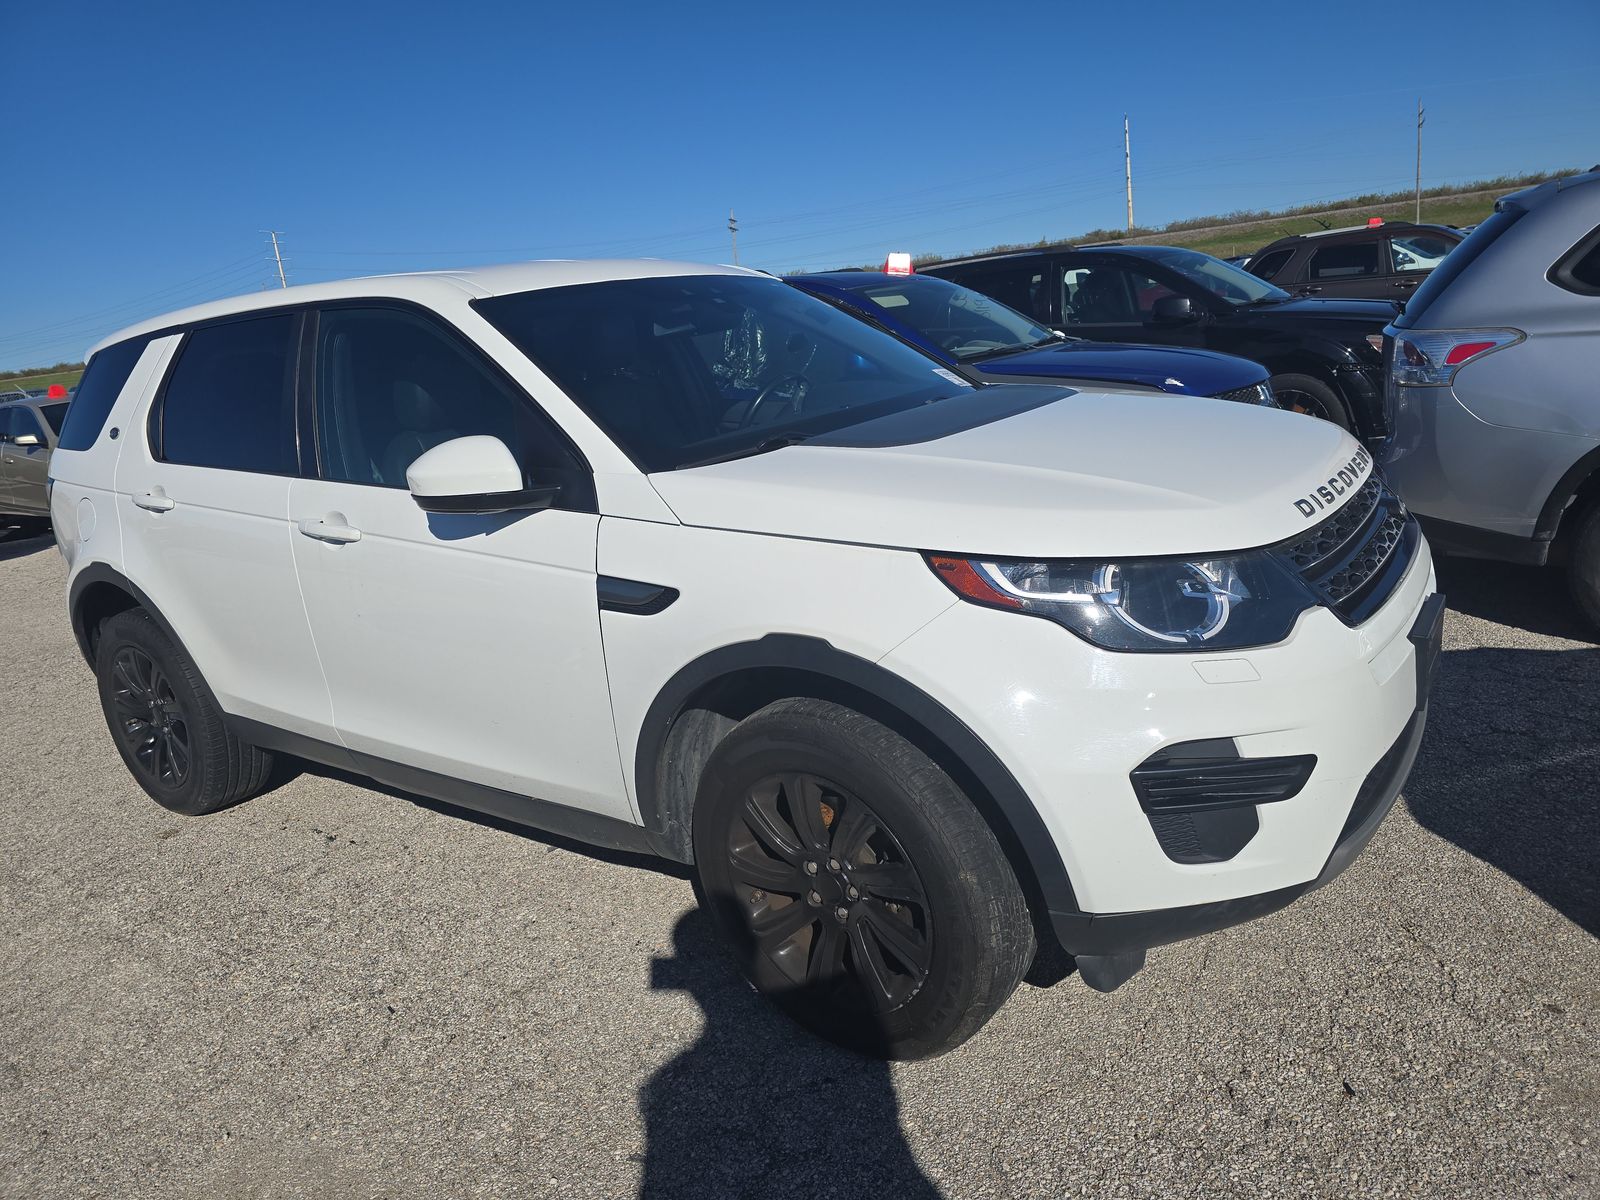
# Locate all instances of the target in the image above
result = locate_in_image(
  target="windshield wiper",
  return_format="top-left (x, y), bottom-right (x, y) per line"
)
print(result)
top-left (674, 432), bottom-right (814, 470)
top-left (956, 343), bottom-right (1032, 363)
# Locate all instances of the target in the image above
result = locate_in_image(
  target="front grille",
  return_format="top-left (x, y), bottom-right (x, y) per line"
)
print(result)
top-left (1214, 382), bottom-right (1273, 406)
top-left (1279, 478), bottom-right (1382, 569)
top-left (1274, 477), bottom-right (1417, 623)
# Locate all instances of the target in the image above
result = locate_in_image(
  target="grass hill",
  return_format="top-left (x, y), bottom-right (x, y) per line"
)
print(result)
top-left (0, 363), bottom-right (83, 394)
top-left (905, 169), bottom-right (1583, 267)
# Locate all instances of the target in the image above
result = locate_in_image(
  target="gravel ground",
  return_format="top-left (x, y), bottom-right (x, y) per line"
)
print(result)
top-left (1, 528), bottom-right (1596, 1200)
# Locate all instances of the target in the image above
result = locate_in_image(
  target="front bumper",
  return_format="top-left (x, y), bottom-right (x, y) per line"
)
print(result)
top-left (1052, 591), bottom-right (1441, 984)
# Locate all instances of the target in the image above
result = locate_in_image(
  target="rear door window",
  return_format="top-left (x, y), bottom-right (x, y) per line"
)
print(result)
top-left (57, 335), bottom-right (154, 451)
top-left (939, 265), bottom-right (1049, 323)
top-left (1309, 242), bottom-right (1381, 280)
top-left (1388, 232), bottom-right (1456, 274)
top-left (40, 402), bottom-right (68, 435)
top-left (156, 314), bottom-right (299, 474)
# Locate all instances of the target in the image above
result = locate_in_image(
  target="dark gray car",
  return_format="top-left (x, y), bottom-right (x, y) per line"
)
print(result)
top-left (0, 397), bottom-right (68, 532)
top-left (1381, 169), bottom-right (1600, 623)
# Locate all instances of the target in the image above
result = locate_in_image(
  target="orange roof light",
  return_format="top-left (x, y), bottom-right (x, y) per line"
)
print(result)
top-left (883, 252), bottom-right (914, 276)
top-left (47, 384), bottom-right (67, 398)
top-left (1366, 217), bottom-right (1384, 227)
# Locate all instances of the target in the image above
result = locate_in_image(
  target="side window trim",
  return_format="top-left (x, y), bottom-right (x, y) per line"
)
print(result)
top-left (147, 309), bottom-right (308, 477)
top-left (1548, 221), bottom-right (1600, 297)
top-left (306, 298), bottom-right (597, 512)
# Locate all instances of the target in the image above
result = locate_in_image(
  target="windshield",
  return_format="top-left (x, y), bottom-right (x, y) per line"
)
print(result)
top-left (1137, 247), bottom-right (1289, 305)
top-left (846, 275), bottom-right (1055, 360)
top-left (475, 274), bottom-right (969, 472)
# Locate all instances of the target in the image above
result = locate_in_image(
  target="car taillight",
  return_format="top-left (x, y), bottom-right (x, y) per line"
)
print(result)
top-left (1389, 328), bottom-right (1523, 386)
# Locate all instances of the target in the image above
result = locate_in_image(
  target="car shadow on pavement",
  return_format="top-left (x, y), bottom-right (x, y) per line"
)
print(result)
top-left (0, 527), bottom-right (53, 562)
top-left (640, 909), bottom-right (944, 1199)
top-left (1435, 557), bottom-right (1600, 644)
top-left (1403, 641), bottom-right (1600, 936)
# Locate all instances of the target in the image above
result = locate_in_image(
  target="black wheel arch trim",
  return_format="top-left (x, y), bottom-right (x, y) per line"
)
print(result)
top-left (632, 633), bottom-right (1081, 917)
top-left (1537, 443), bottom-right (1600, 540)
top-left (68, 561), bottom-right (193, 670)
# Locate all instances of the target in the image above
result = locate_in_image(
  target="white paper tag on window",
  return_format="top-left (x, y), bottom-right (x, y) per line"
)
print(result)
top-left (933, 367), bottom-right (973, 388)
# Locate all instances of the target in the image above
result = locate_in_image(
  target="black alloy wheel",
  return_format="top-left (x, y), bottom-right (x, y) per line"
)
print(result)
top-left (94, 607), bottom-right (274, 815)
top-left (726, 771), bottom-right (932, 1011)
top-left (693, 698), bottom-right (1034, 1059)
top-left (109, 645), bottom-right (192, 790)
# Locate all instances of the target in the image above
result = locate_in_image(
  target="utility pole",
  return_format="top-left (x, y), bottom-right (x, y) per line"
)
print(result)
top-left (1123, 115), bottom-right (1134, 231)
top-left (1415, 99), bottom-right (1425, 223)
top-left (263, 230), bottom-right (288, 288)
top-left (727, 209), bottom-right (739, 265)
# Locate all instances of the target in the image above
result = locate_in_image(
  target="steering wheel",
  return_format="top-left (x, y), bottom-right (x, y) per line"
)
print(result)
top-left (739, 374), bottom-right (808, 429)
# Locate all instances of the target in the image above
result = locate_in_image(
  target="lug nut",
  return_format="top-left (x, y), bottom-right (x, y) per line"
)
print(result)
top-left (750, 889), bottom-right (765, 902)
top-left (834, 906), bottom-right (850, 922)
top-left (827, 858), bottom-right (841, 872)
top-left (804, 861), bottom-right (818, 875)
top-left (846, 885), bottom-right (860, 900)
top-left (808, 890), bottom-right (822, 906)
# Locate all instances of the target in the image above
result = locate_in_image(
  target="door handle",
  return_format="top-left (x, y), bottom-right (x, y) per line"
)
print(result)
top-left (1299, 285), bottom-right (1323, 295)
top-left (298, 515), bottom-right (362, 544)
top-left (1393, 280), bottom-right (1417, 288)
top-left (133, 488), bottom-right (176, 513)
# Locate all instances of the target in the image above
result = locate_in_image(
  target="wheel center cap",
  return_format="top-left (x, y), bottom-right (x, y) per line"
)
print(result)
top-left (810, 872), bottom-right (845, 905)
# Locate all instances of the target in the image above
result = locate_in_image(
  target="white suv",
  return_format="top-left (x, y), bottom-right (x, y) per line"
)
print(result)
top-left (51, 260), bottom-right (1442, 1058)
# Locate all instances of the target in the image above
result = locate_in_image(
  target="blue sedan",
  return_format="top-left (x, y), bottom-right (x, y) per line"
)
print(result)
top-left (788, 271), bottom-right (1275, 405)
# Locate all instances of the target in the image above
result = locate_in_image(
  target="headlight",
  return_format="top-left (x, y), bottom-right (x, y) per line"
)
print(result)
top-left (927, 552), bottom-right (1313, 651)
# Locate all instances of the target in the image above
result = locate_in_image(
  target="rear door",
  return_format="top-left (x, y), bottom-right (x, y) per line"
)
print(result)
top-left (117, 311), bottom-right (336, 741)
top-left (1298, 238), bottom-right (1385, 298)
top-left (287, 303), bottom-right (628, 819)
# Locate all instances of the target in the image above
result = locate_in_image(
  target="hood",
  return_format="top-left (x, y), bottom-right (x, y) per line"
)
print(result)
top-left (974, 341), bottom-right (1264, 396)
top-left (648, 390), bottom-right (1373, 559)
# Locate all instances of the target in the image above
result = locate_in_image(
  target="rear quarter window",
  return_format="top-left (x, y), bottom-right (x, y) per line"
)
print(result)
top-left (1247, 248), bottom-right (1294, 281)
top-left (1550, 223), bottom-right (1600, 296)
top-left (56, 335), bottom-right (154, 451)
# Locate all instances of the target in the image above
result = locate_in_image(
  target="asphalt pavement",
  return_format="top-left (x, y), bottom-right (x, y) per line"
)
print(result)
top-left (1, 527), bottom-right (1595, 1199)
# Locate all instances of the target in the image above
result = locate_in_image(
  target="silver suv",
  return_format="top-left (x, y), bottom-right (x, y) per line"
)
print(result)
top-left (1382, 169), bottom-right (1600, 624)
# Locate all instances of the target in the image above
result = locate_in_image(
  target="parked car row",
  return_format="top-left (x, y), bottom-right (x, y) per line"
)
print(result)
top-left (22, 168), bottom-right (1595, 1062)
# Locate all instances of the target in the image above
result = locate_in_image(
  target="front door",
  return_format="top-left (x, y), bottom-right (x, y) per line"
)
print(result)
top-left (287, 304), bottom-right (628, 819)
top-left (3, 407), bottom-right (53, 515)
top-left (1054, 259), bottom-right (1208, 348)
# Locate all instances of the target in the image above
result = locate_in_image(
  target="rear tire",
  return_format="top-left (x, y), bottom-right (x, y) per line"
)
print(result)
top-left (1269, 372), bottom-right (1353, 431)
top-left (692, 697), bottom-right (1033, 1059)
top-left (1566, 502), bottom-right (1600, 630)
top-left (95, 609), bottom-right (274, 815)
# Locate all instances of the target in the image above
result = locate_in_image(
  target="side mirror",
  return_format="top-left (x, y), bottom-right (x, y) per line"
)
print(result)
top-left (1150, 295), bottom-right (1196, 324)
top-left (13, 434), bottom-right (41, 447)
top-left (405, 435), bottom-right (560, 515)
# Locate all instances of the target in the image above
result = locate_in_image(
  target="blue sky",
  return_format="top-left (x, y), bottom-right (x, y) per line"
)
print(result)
top-left (3, 0), bottom-right (1596, 370)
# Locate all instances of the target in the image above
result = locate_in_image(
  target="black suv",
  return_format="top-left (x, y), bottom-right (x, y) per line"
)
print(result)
top-left (921, 244), bottom-right (1397, 441)
top-left (1245, 222), bottom-right (1464, 301)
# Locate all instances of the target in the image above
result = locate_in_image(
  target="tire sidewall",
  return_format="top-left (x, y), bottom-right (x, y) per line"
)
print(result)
top-left (693, 713), bottom-right (994, 1058)
top-left (1269, 371), bottom-right (1353, 431)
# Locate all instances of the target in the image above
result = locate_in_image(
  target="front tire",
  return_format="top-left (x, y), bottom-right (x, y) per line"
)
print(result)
top-left (95, 609), bottom-right (274, 815)
top-left (692, 698), bottom-right (1033, 1059)
top-left (1269, 372), bottom-right (1353, 431)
